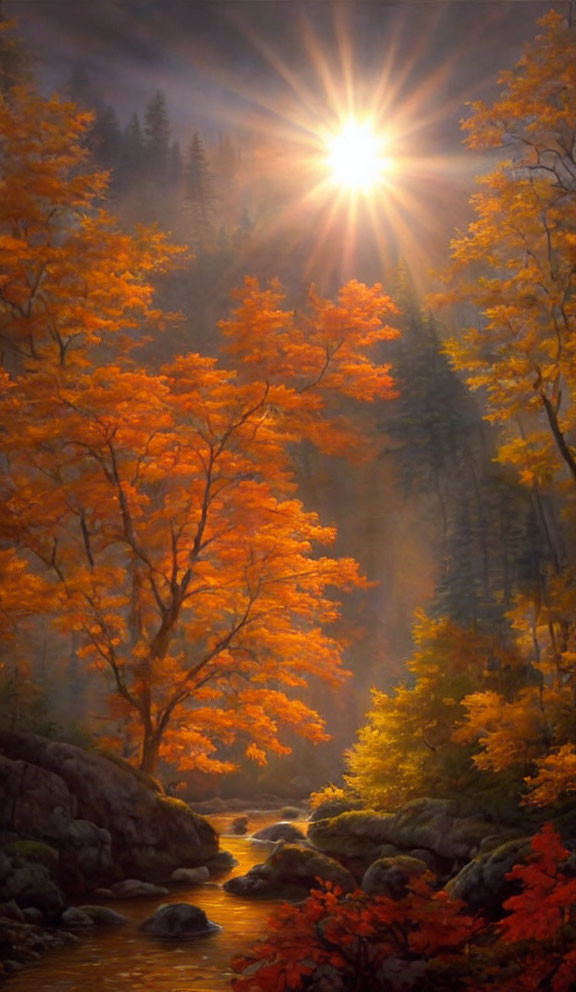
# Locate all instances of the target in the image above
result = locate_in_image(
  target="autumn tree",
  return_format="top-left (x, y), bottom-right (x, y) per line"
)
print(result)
top-left (438, 11), bottom-right (576, 494)
top-left (344, 614), bottom-right (522, 808)
top-left (0, 86), bottom-right (400, 775)
top-left (434, 13), bottom-right (576, 809)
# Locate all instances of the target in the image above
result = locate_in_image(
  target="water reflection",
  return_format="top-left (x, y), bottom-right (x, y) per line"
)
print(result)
top-left (7, 811), bottom-right (306, 992)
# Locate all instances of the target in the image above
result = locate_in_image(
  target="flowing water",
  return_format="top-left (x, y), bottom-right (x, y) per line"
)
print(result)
top-left (6, 810), bottom-right (305, 992)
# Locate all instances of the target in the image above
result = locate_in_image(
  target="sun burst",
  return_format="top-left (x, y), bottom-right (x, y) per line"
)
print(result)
top-left (326, 120), bottom-right (392, 193)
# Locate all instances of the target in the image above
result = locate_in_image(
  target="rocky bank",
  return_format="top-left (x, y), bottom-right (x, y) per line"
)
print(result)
top-left (0, 731), bottom-right (219, 977)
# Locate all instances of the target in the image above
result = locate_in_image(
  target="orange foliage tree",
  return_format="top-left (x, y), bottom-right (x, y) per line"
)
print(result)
top-left (437, 11), bottom-right (576, 492)
top-left (0, 86), bottom-right (399, 774)
top-left (433, 13), bottom-right (576, 807)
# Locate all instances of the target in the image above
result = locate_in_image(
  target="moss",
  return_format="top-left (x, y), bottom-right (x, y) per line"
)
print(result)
top-left (6, 840), bottom-right (59, 873)
top-left (158, 795), bottom-right (193, 815)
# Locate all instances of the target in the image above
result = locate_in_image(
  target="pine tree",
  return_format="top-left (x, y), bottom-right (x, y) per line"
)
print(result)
top-left (143, 89), bottom-right (170, 184)
top-left (185, 131), bottom-right (213, 244)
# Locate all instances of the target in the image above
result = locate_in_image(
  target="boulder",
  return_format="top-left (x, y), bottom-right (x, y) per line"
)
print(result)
top-left (205, 851), bottom-right (238, 874)
top-left (0, 752), bottom-right (115, 892)
top-left (21, 907), bottom-right (44, 925)
top-left (308, 799), bottom-right (496, 872)
top-left (279, 807), bottom-right (302, 821)
top-left (60, 907), bottom-right (95, 929)
top-left (139, 903), bottom-right (220, 939)
top-left (361, 856), bottom-right (428, 898)
top-left (170, 866), bottom-right (210, 884)
top-left (447, 837), bottom-right (532, 918)
top-left (308, 798), bottom-right (363, 823)
top-left (251, 822), bottom-right (306, 843)
top-left (0, 901), bottom-right (25, 922)
top-left (231, 815), bottom-right (248, 835)
top-left (111, 879), bottom-right (169, 899)
top-left (0, 859), bottom-right (65, 920)
top-left (0, 731), bottom-right (219, 883)
top-left (224, 843), bottom-right (356, 900)
top-left (78, 905), bottom-right (129, 926)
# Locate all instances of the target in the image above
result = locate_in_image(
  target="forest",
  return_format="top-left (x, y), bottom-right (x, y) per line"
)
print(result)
top-left (2, 2), bottom-right (576, 990)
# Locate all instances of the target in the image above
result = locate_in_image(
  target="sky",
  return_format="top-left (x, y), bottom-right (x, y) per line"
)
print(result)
top-left (8, 0), bottom-right (566, 138)
top-left (7, 0), bottom-right (567, 287)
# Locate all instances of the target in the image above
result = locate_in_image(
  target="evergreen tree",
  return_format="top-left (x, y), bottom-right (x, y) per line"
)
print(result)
top-left (169, 139), bottom-right (182, 187)
top-left (382, 267), bottom-right (555, 631)
top-left (185, 131), bottom-right (213, 244)
top-left (143, 89), bottom-right (170, 184)
top-left (92, 104), bottom-right (122, 176)
top-left (120, 111), bottom-right (144, 183)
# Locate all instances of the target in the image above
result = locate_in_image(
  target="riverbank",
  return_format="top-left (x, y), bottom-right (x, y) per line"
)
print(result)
top-left (2, 810), bottom-right (304, 992)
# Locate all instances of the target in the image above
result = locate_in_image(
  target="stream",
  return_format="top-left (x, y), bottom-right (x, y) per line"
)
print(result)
top-left (6, 810), bottom-right (304, 992)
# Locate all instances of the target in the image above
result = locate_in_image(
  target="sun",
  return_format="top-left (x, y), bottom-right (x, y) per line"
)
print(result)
top-left (326, 120), bottom-right (392, 193)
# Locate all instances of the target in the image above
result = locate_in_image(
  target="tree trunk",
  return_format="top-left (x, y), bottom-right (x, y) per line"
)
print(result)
top-left (139, 730), bottom-right (162, 776)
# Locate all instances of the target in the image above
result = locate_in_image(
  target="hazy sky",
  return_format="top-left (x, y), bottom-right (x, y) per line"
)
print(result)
top-left (7, 0), bottom-right (569, 286)
top-left (8, 0), bottom-right (565, 139)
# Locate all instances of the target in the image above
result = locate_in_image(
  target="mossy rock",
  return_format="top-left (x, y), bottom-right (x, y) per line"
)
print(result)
top-left (447, 836), bottom-right (532, 918)
top-left (5, 841), bottom-right (59, 875)
top-left (308, 798), bottom-right (363, 823)
top-left (362, 855), bottom-right (428, 898)
top-left (224, 843), bottom-right (356, 900)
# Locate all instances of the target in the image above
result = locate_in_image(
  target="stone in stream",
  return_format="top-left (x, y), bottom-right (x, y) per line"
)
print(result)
top-left (251, 822), bottom-right (306, 843)
top-left (205, 851), bottom-right (238, 873)
top-left (170, 866), bottom-right (210, 884)
top-left (111, 879), bottom-right (169, 899)
top-left (77, 905), bottom-right (129, 926)
top-left (231, 815), bottom-right (248, 835)
top-left (224, 843), bottom-right (356, 900)
top-left (60, 907), bottom-right (95, 929)
top-left (139, 903), bottom-right (221, 939)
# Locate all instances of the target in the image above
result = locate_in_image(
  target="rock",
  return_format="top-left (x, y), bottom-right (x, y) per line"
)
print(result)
top-left (0, 919), bottom-right (80, 974)
top-left (111, 879), bottom-right (169, 899)
top-left (93, 887), bottom-right (115, 899)
top-left (409, 848), bottom-right (439, 872)
top-left (361, 856), bottom-right (428, 898)
top-left (0, 731), bottom-right (219, 884)
top-left (21, 907), bottom-right (44, 925)
top-left (224, 843), bottom-right (356, 900)
top-left (447, 837), bottom-right (532, 918)
top-left (0, 860), bottom-right (65, 920)
top-left (170, 866), bottom-right (210, 884)
top-left (308, 798), bottom-right (363, 823)
top-left (0, 752), bottom-right (116, 893)
top-left (60, 907), bottom-right (95, 928)
top-left (308, 799), bottom-right (496, 871)
top-left (205, 851), bottom-right (238, 873)
top-left (251, 822), bottom-right (306, 843)
top-left (78, 905), bottom-right (128, 926)
top-left (231, 815), bottom-right (248, 835)
top-left (279, 807), bottom-right (302, 820)
top-left (0, 900), bottom-right (25, 922)
top-left (139, 903), bottom-right (220, 938)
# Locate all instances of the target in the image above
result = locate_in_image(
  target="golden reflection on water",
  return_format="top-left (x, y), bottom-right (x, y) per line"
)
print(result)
top-left (7, 811), bottom-right (306, 992)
